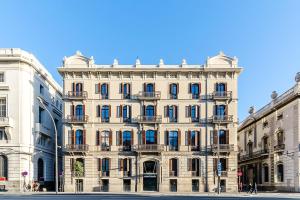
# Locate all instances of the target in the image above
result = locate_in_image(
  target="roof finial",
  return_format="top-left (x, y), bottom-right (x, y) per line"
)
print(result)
top-left (295, 72), bottom-right (300, 83)
top-left (182, 59), bottom-right (187, 65)
top-left (135, 57), bottom-right (141, 65)
top-left (219, 51), bottom-right (225, 56)
top-left (75, 50), bottom-right (82, 56)
top-left (113, 58), bottom-right (119, 65)
top-left (271, 91), bottom-right (278, 100)
top-left (159, 59), bottom-right (164, 65)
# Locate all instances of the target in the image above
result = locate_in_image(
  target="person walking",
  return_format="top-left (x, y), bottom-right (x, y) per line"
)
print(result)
top-left (239, 182), bottom-right (243, 192)
top-left (253, 182), bottom-right (257, 194)
top-left (247, 182), bottom-right (252, 194)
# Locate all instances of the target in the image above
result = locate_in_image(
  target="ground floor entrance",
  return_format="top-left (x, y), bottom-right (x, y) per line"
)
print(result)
top-left (143, 160), bottom-right (158, 191)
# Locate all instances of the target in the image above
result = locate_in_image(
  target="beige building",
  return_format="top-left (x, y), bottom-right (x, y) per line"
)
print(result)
top-left (58, 51), bottom-right (242, 193)
top-left (238, 73), bottom-right (300, 192)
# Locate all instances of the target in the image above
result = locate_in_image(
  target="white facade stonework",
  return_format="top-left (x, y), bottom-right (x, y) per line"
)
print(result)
top-left (238, 74), bottom-right (300, 191)
top-left (0, 48), bottom-right (63, 192)
top-left (58, 51), bottom-right (242, 193)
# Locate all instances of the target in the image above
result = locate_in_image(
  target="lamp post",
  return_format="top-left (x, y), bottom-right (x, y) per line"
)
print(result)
top-left (37, 97), bottom-right (58, 194)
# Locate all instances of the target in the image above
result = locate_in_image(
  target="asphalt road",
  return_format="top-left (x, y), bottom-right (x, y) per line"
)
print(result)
top-left (0, 194), bottom-right (297, 200)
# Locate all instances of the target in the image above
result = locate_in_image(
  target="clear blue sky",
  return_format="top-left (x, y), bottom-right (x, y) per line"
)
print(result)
top-left (1, 0), bottom-right (299, 121)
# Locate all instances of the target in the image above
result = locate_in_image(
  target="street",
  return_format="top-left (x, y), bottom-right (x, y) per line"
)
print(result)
top-left (0, 194), bottom-right (299, 200)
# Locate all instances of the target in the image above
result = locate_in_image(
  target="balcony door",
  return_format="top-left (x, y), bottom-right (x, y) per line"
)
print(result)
top-left (146, 83), bottom-right (154, 93)
top-left (143, 160), bottom-right (158, 191)
top-left (76, 105), bottom-right (83, 116)
top-left (145, 130), bottom-right (157, 145)
top-left (76, 130), bottom-right (84, 145)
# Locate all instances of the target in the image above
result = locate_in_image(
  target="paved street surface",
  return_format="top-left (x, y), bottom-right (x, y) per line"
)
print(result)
top-left (0, 193), bottom-right (300, 200)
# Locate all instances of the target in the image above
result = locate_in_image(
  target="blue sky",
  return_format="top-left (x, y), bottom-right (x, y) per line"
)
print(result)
top-left (1, 0), bottom-right (299, 121)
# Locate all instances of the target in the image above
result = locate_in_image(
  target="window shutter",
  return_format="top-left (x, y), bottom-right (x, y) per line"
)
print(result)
top-left (188, 130), bottom-right (191, 146)
top-left (119, 159), bottom-right (123, 171)
top-left (71, 105), bottom-right (75, 116)
top-left (70, 158), bottom-right (74, 172)
top-left (165, 130), bottom-right (169, 145)
top-left (120, 105), bottom-right (123, 117)
top-left (176, 83), bottom-right (179, 95)
top-left (143, 83), bottom-right (146, 92)
top-left (109, 105), bottom-right (111, 117)
top-left (225, 105), bottom-right (228, 115)
top-left (153, 83), bottom-right (155, 91)
top-left (83, 129), bottom-right (86, 144)
top-left (120, 83), bottom-right (123, 94)
top-left (224, 83), bottom-right (227, 91)
top-left (98, 83), bottom-right (101, 95)
top-left (188, 83), bottom-right (191, 93)
top-left (226, 159), bottom-right (228, 171)
top-left (143, 105), bottom-right (146, 116)
top-left (178, 129), bottom-right (181, 146)
top-left (213, 130), bottom-right (218, 145)
top-left (185, 106), bottom-right (189, 117)
top-left (215, 83), bottom-right (218, 91)
top-left (97, 105), bottom-right (101, 117)
top-left (68, 130), bottom-right (72, 144)
top-left (128, 83), bottom-right (131, 96)
top-left (109, 130), bottom-right (112, 145)
top-left (197, 105), bottom-right (200, 119)
top-left (226, 130), bottom-right (229, 144)
top-left (131, 129), bottom-right (134, 145)
top-left (106, 83), bottom-right (109, 97)
top-left (188, 105), bottom-right (191, 117)
top-left (198, 83), bottom-right (201, 96)
top-left (72, 83), bottom-right (75, 92)
top-left (119, 130), bottom-right (123, 146)
top-left (213, 158), bottom-right (217, 172)
top-left (187, 158), bottom-right (191, 171)
top-left (83, 105), bottom-right (85, 115)
top-left (154, 105), bottom-right (157, 116)
top-left (142, 130), bottom-right (145, 144)
top-left (129, 105), bottom-right (132, 119)
top-left (98, 158), bottom-right (102, 171)
top-left (72, 130), bottom-right (75, 145)
top-left (109, 158), bottom-right (111, 171)
top-left (169, 159), bottom-right (172, 172)
top-left (96, 131), bottom-right (100, 146)
top-left (154, 130), bottom-right (157, 144)
top-left (164, 106), bottom-right (169, 117)
top-left (169, 84), bottom-right (172, 95)
top-left (116, 106), bottom-right (120, 118)
top-left (198, 131), bottom-right (201, 147)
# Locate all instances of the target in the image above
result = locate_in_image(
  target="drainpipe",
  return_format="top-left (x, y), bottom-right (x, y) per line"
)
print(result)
top-left (205, 75), bottom-right (208, 192)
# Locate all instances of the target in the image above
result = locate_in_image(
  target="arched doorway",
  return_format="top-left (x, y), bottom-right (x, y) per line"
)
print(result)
top-left (143, 160), bottom-right (158, 191)
top-left (37, 158), bottom-right (44, 181)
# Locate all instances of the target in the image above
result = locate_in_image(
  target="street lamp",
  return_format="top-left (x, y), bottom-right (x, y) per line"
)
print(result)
top-left (37, 96), bottom-right (58, 194)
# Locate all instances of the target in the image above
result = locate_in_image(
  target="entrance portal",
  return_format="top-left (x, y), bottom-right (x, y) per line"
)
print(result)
top-left (143, 161), bottom-right (158, 191)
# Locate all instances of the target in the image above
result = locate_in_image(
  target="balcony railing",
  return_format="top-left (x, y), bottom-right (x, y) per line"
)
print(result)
top-left (123, 171), bottom-right (131, 177)
top-left (64, 91), bottom-right (88, 99)
top-left (211, 144), bottom-right (234, 152)
top-left (190, 145), bottom-right (200, 151)
top-left (71, 171), bottom-right (85, 177)
top-left (0, 117), bottom-right (13, 127)
top-left (220, 171), bottom-right (228, 177)
top-left (89, 145), bottom-right (111, 151)
top-left (119, 146), bottom-right (132, 152)
top-left (99, 171), bottom-right (110, 177)
top-left (212, 91), bottom-right (232, 99)
top-left (136, 115), bottom-right (162, 123)
top-left (168, 146), bottom-right (179, 151)
top-left (65, 144), bottom-right (89, 152)
top-left (211, 115), bottom-right (233, 123)
top-left (239, 149), bottom-right (269, 162)
top-left (136, 91), bottom-right (161, 100)
top-left (169, 171), bottom-right (178, 177)
top-left (274, 144), bottom-right (285, 151)
top-left (64, 115), bottom-right (88, 123)
top-left (132, 144), bottom-right (164, 152)
top-left (191, 171), bottom-right (200, 177)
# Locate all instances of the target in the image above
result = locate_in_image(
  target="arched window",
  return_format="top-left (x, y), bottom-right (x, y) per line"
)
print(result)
top-left (37, 158), bottom-right (44, 181)
top-left (277, 131), bottom-right (284, 145)
top-left (277, 163), bottom-right (284, 182)
top-left (219, 130), bottom-right (227, 144)
top-left (0, 155), bottom-right (8, 180)
top-left (146, 130), bottom-right (156, 144)
top-left (146, 105), bottom-right (154, 117)
top-left (0, 129), bottom-right (7, 141)
top-left (75, 130), bottom-right (83, 145)
top-left (75, 105), bottom-right (83, 116)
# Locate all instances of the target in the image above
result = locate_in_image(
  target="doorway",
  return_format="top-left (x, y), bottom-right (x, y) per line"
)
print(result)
top-left (143, 161), bottom-right (158, 191)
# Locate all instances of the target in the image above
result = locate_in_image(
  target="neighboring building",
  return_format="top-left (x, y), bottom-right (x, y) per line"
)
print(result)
top-left (58, 51), bottom-right (242, 193)
top-left (0, 48), bottom-right (63, 192)
top-left (238, 73), bottom-right (300, 192)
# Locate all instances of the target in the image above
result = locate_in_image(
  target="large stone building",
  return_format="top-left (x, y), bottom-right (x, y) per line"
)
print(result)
top-left (58, 51), bottom-right (242, 193)
top-left (238, 73), bottom-right (300, 191)
top-left (0, 48), bottom-right (63, 191)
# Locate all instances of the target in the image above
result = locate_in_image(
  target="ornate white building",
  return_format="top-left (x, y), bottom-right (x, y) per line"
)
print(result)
top-left (238, 73), bottom-right (300, 191)
top-left (0, 49), bottom-right (63, 192)
top-left (58, 51), bottom-right (242, 193)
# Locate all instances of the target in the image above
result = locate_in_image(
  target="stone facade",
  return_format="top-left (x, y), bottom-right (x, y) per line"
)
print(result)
top-left (58, 51), bottom-right (242, 193)
top-left (238, 74), bottom-right (300, 192)
top-left (0, 48), bottom-right (63, 192)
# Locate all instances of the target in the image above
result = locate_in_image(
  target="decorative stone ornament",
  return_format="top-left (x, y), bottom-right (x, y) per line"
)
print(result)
top-left (295, 72), bottom-right (300, 82)
top-left (271, 91), bottom-right (278, 100)
top-left (113, 59), bottom-right (119, 66)
top-left (248, 106), bottom-right (255, 114)
top-left (159, 59), bottom-right (164, 65)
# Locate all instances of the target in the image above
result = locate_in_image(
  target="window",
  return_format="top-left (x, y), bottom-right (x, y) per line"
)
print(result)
top-left (122, 131), bottom-right (132, 147)
top-left (37, 134), bottom-right (47, 146)
top-left (122, 105), bottom-right (131, 122)
top-left (38, 107), bottom-right (44, 123)
top-left (0, 155), bottom-right (8, 180)
top-left (102, 158), bottom-right (110, 175)
top-left (37, 158), bottom-right (44, 181)
top-left (277, 114), bottom-right (283, 120)
top-left (0, 98), bottom-right (6, 117)
top-left (215, 105), bottom-right (226, 118)
top-left (165, 105), bottom-right (177, 122)
top-left (0, 129), bottom-right (7, 141)
top-left (101, 105), bottom-right (110, 122)
top-left (170, 83), bottom-right (178, 99)
top-left (169, 179), bottom-right (177, 192)
top-left (277, 164), bottom-right (284, 182)
top-left (216, 83), bottom-right (226, 96)
top-left (0, 73), bottom-right (4, 82)
top-left (277, 131), bottom-right (284, 145)
top-left (191, 105), bottom-right (198, 121)
top-left (264, 165), bottom-right (269, 182)
top-left (169, 158), bottom-right (178, 176)
top-left (218, 130), bottom-right (227, 144)
top-left (169, 131), bottom-right (178, 151)
top-left (101, 83), bottom-right (109, 99)
top-left (75, 105), bottom-right (84, 116)
top-left (187, 131), bottom-right (200, 150)
top-left (189, 83), bottom-right (200, 99)
top-left (75, 130), bottom-right (84, 145)
top-left (263, 121), bottom-right (268, 128)
top-left (101, 131), bottom-right (110, 149)
top-left (145, 105), bottom-right (154, 117)
top-left (120, 83), bottom-right (131, 99)
top-left (145, 130), bottom-right (156, 144)
top-left (123, 179), bottom-right (131, 192)
top-left (192, 180), bottom-right (199, 192)
top-left (145, 83), bottom-right (154, 93)
top-left (39, 84), bottom-right (44, 95)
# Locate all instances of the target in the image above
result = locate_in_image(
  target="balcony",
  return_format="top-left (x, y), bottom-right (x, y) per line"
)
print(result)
top-left (0, 117), bottom-right (13, 127)
top-left (169, 171), bottom-right (178, 177)
top-left (132, 144), bottom-right (164, 152)
top-left (274, 144), bottom-right (285, 152)
top-left (168, 146), bottom-right (179, 151)
top-left (64, 144), bottom-right (89, 152)
top-left (211, 115), bottom-right (233, 124)
top-left (239, 149), bottom-right (269, 162)
top-left (99, 171), bottom-right (110, 177)
top-left (123, 171), bottom-right (131, 177)
top-left (71, 171), bottom-right (85, 177)
top-left (211, 144), bottom-right (234, 153)
top-left (220, 171), bottom-right (228, 177)
top-left (190, 145), bottom-right (200, 151)
top-left (35, 123), bottom-right (51, 137)
top-left (64, 115), bottom-right (88, 123)
top-left (191, 171), bottom-right (200, 177)
top-left (64, 91), bottom-right (88, 99)
top-left (90, 145), bottom-right (111, 152)
top-left (119, 146), bottom-right (132, 152)
top-left (136, 115), bottom-right (162, 123)
top-left (212, 91), bottom-right (232, 100)
top-left (136, 91), bottom-right (161, 100)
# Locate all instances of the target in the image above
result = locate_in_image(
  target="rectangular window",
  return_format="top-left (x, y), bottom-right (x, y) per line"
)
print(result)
top-left (40, 84), bottom-right (44, 95)
top-left (0, 98), bottom-right (6, 117)
top-left (38, 107), bottom-right (44, 123)
top-left (123, 179), bottom-right (131, 192)
top-left (169, 179), bottom-right (177, 192)
top-left (0, 73), bottom-right (4, 82)
top-left (169, 131), bottom-right (178, 151)
top-left (192, 180), bottom-right (199, 192)
top-left (190, 83), bottom-right (200, 99)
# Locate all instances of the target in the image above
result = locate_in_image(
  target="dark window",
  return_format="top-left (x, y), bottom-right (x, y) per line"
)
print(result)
top-left (168, 106), bottom-right (177, 122)
top-left (123, 131), bottom-right (131, 146)
top-left (277, 164), bottom-right (284, 182)
top-left (39, 85), bottom-right (44, 95)
top-left (101, 105), bottom-right (110, 122)
top-left (264, 165), bottom-right (269, 182)
top-left (191, 84), bottom-right (200, 99)
top-left (146, 130), bottom-right (156, 144)
top-left (146, 84), bottom-right (154, 92)
top-left (0, 155), bottom-right (8, 179)
top-left (219, 130), bottom-right (227, 144)
top-left (216, 83), bottom-right (226, 92)
top-left (170, 84), bottom-right (178, 99)
top-left (0, 73), bottom-right (4, 82)
top-left (102, 158), bottom-right (110, 175)
top-left (145, 105), bottom-right (154, 117)
top-left (191, 105), bottom-right (199, 122)
top-left (75, 105), bottom-right (83, 116)
top-left (75, 130), bottom-right (83, 145)
top-left (37, 158), bottom-right (44, 181)
top-left (215, 105), bottom-right (226, 116)
top-left (123, 179), bottom-right (131, 192)
top-left (169, 131), bottom-right (178, 151)
top-left (192, 180), bottom-right (199, 192)
top-left (101, 84), bottom-right (109, 99)
top-left (38, 107), bottom-right (44, 123)
top-left (170, 179), bottom-right (177, 192)
top-left (123, 105), bottom-right (131, 122)
top-left (0, 129), bottom-right (7, 141)
top-left (123, 83), bottom-right (130, 99)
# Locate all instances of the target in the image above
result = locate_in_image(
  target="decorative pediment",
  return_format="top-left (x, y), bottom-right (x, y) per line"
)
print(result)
top-left (63, 51), bottom-right (94, 68)
top-left (206, 51), bottom-right (238, 68)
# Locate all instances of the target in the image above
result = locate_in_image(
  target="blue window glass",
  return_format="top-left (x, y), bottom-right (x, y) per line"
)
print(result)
top-left (191, 131), bottom-right (196, 146)
top-left (101, 105), bottom-right (110, 122)
top-left (123, 106), bottom-right (127, 120)
top-left (191, 84), bottom-right (199, 99)
top-left (169, 131), bottom-right (178, 150)
top-left (75, 105), bottom-right (83, 116)
top-left (146, 105), bottom-right (154, 117)
top-left (146, 130), bottom-right (156, 144)
top-left (75, 130), bottom-right (83, 144)
top-left (217, 83), bottom-right (225, 92)
top-left (75, 83), bottom-right (82, 92)
top-left (101, 84), bottom-right (108, 99)
top-left (123, 83), bottom-right (130, 99)
top-left (123, 131), bottom-right (131, 146)
top-left (170, 84), bottom-right (177, 99)
top-left (146, 84), bottom-right (154, 92)
top-left (216, 105), bottom-right (226, 116)
top-left (102, 158), bottom-right (109, 172)
top-left (219, 130), bottom-right (226, 144)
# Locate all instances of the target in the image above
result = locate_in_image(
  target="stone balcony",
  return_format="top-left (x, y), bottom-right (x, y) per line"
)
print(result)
top-left (35, 123), bottom-right (51, 137)
top-left (64, 115), bottom-right (89, 123)
top-left (211, 115), bottom-right (233, 124)
top-left (135, 115), bottom-right (162, 124)
top-left (0, 117), bottom-right (13, 127)
top-left (64, 144), bottom-right (89, 152)
top-left (211, 144), bottom-right (234, 153)
top-left (212, 91), bottom-right (232, 100)
top-left (132, 144), bottom-right (164, 152)
top-left (64, 91), bottom-right (88, 99)
top-left (136, 91), bottom-right (161, 100)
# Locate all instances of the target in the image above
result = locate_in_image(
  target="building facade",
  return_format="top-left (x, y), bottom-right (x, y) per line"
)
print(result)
top-left (58, 51), bottom-right (242, 193)
top-left (0, 48), bottom-right (63, 192)
top-left (238, 73), bottom-right (300, 192)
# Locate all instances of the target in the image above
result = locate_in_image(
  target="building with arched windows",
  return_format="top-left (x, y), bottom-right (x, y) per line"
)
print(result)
top-left (59, 51), bottom-right (242, 193)
top-left (0, 49), bottom-right (63, 192)
top-left (238, 73), bottom-right (300, 192)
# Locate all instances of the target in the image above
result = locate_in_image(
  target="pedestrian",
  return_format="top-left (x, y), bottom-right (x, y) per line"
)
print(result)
top-left (239, 182), bottom-right (243, 192)
top-left (247, 182), bottom-right (252, 194)
top-left (253, 182), bottom-right (257, 194)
